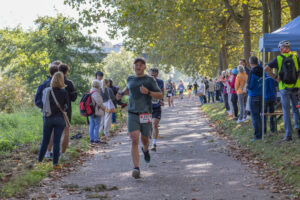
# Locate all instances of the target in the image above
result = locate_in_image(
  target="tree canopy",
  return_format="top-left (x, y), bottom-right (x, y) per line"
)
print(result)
top-left (64, 0), bottom-right (297, 77)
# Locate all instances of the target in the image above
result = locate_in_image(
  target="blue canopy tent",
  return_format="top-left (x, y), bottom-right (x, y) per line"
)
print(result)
top-left (259, 15), bottom-right (300, 52)
top-left (258, 15), bottom-right (300, 140)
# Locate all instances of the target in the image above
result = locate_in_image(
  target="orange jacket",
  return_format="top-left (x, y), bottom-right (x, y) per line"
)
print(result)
top-left (234, 72), bottom-right (248, 94)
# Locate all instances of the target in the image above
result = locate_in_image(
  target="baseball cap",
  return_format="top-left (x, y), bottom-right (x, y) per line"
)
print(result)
top-left (134, 57), bottom-right (146, 65)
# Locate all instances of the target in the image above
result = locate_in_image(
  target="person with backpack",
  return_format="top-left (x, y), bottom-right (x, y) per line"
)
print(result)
top-left (248, 56), bottom-right (263, 142)
top-left (89, 80), bottom-right (107, 144)
top-left (265, 40), bottom-right (300, 141)
top-left (38, 72), bottom-right (69, 168)
top-left (235, 65), bottom-right (248, 123)
top-left (99, 79), bottom-right (116, 137)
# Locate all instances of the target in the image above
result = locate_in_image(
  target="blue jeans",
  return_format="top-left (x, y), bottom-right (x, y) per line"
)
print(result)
top-left (249, 96), bottom-right (262, 139)
top-left (112, 112), bottom-right (116, 123)
top-left (264, 99), bottom-right (276, 133)
top-left (199, 96), bottom-right (204, 105)
top-left (38, 115), bottom-right (65, 165)
top-left (208, 92), bottom-right (214, 103)
top-left (89, 115), bottom-right (102, 142)
top-left (279, 88), bottom-right (300, 138)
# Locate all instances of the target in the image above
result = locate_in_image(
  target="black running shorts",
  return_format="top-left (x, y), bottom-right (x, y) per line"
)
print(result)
top-left (152, 106), bottom-right (162, 120)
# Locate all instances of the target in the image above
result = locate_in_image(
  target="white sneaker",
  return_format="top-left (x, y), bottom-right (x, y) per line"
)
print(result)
top-left (246, 115), bottom-right (251, 120)
top-left (236, 119), bottom-right (242, 123)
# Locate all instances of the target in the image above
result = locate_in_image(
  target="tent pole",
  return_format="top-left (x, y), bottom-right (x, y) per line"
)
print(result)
top-left (262, 48), bottom-right (265, 141)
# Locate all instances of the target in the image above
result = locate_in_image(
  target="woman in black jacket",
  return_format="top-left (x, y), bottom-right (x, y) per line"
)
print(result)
top-left (38, 72), bottom-right (69, 167)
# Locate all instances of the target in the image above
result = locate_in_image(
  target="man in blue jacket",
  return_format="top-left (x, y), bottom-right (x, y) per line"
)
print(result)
top-left (34, 61), bottom-right (60, 108)
top-left (248, 56), bottom-right (263, 142)
top-left (264, 73), bottom-right (278, 134)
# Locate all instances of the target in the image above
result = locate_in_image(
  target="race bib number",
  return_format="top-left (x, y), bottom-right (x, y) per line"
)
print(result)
top-left (139, 113), bottom-right (152, 124)
top-left (152, 98), bottom-right (160, 104)
top-left (167, 93), bottom-right (172, 97)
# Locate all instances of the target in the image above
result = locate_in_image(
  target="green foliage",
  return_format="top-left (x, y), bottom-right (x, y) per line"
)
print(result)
top-left (103, 48), bottom-right (136, 89)
top-left (0, 14), bottom-right (104, 95)
top-left (0, 76), bottom-right (31, 113)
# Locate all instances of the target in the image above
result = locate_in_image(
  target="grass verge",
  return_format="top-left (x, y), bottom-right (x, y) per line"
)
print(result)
top-left (202, 103), bottom-right (300, 198)
top-left (0, 104), bottom-right (126, 198)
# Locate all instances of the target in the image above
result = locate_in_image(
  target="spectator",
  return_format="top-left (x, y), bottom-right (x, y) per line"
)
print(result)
top-left (58, 64), bottom-right (77, 159)
top-left (198, 80), bottom-right (206, 105)
top-left (100, 79), bottom-right (116, 137)
top-left (265, 40), bottom-right (300, 141)
top-left (203, 77), bottom-right (209, 103)
top-left (34, 61), bottom-right (60, 109)
top-left (38, 72), bottom-right (69, 168)
top-left (248, 56), bottom-right (263, 142)
top-left (229, 68), bottom-right (238, 120)
top-left (264, 73), bottom-right (278, 134)
top-left (34, 61), bottom-right (60, 159)
top-left (109, 79), bottom-right (118, 124)
top-left (208, 79), bottom-right (215, 103)
top-left (193, 82), bottom-right (199, 97)
top-left (240, 58), bottom-right (251, 120)
top-left (235, 65), bottom-right (248, 123)
top-left (221, 71), bottom-right (230, 112)
top-left (95, 71), bottom-right (104, 89)
top-left (89, 80), bottom-right (106, 144)
top-left (226, 69), bottom-right (234, 116)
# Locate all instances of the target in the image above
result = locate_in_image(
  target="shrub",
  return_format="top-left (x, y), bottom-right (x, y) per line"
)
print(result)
top-left (0, 77), bottom-right (30, 113)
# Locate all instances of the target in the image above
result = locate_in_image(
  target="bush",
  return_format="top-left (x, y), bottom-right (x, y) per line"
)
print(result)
top-left (0, 77), bottom-right (30, 113)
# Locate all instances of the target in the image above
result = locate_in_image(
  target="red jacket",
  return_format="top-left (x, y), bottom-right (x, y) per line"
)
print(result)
top-left (229, 75), bottom-right (237, 94)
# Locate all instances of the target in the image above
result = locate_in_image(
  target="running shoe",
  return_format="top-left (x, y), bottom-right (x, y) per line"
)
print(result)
top-left (142, 147), bottom-right (151, 163)
top-left (132, 168), bottom-right (140, 179)
top-left (45, 152), bottom-right (51, 159)
top-left (151, 144), bottom-right (157, 152)
top-left (236, 119), bottom-right (242, 124)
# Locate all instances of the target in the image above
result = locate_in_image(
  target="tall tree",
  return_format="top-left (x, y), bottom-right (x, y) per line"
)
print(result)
top-left (286, 0), bottom-right (300, 19)
top-left (223, 0), bottom-right (251, 66)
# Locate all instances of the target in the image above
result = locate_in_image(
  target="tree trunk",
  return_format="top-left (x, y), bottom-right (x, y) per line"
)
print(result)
top-left (269, 0), bottom-right (281, 59)
top-left (218, 46), bottom-right (228, 73)
top-left (223, 0), bottom-right (251, 66)
top-left (287, 0), bottom-right (300, 19)
top-left (261, 0), bottom-right (270, 33)
top-left (270, 0), bottom-right (281, 32)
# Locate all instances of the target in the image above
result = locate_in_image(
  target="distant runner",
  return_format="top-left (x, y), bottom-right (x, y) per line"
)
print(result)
top-left (166, 80), bottom-right (174, 107)
top-left (149, 68), bottom-right (164, 152)
top-left (178, 81), bottom-right (185, 99)
top-left (187, 82), bottom-right (193, 100)
top-left (116, 58), bottom-right (163, 179)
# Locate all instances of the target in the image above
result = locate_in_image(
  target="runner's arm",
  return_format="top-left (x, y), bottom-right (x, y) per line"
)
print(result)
top-left (140, 85), bottom-right (163, 99)
top-left (116, 87), bottom-right (129, 100)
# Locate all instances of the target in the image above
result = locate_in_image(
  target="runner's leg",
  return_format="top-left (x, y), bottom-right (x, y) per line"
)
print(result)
top-left (130, 130), bottom-right (140, 168)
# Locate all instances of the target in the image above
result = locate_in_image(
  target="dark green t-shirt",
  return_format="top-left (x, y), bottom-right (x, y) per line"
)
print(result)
top-left (127, 75), bottom-right (161, 113)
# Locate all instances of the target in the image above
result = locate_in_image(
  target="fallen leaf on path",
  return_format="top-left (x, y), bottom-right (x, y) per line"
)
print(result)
top-left (192, 188), bottom-right (200, 192)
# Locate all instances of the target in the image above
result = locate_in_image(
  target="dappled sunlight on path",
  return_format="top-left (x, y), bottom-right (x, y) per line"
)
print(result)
top-left (30, 98), bottom-right (280, 200)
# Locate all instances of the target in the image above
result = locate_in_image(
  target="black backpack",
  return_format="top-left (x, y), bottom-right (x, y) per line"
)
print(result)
top-left (279, 55), bottom-right (298, 85)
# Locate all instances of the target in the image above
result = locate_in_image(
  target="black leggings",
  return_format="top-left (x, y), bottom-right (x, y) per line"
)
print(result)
top-left (231, 93), bottom-right (238, 118)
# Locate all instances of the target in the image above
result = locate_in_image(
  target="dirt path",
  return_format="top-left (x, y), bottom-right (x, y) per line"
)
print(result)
top-left (31, 98), bottom-right (281, 200)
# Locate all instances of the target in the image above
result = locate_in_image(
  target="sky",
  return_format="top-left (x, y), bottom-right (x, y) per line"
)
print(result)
top-left (0, 0), bottom-right (123, 44)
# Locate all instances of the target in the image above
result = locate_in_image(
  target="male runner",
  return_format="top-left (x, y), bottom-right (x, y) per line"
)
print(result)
top-left (149, 67), bottom-right (164, 152)
top-left (116, 58), bottom-right (163, 179)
